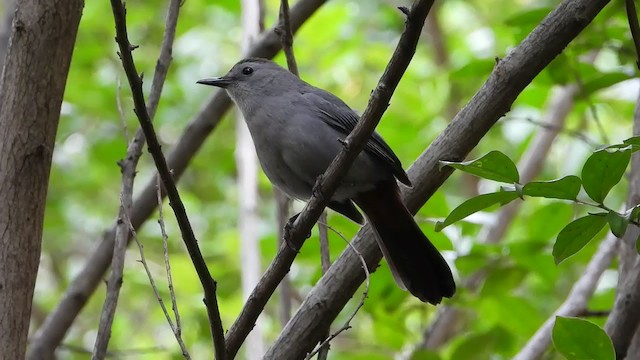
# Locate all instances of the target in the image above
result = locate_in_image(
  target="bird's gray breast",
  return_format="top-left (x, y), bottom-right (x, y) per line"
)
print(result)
top-left (241, 95), bottom-right (391, 201)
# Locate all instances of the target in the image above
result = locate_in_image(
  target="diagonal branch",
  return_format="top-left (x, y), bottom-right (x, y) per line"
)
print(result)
top-left (264, 0), bottom-right (611, 358)
top-left (108, 0), bottom-right (225, 358)
top-left (224, 1), bottom-right (437, 358)
top-left (513, 234), bottom-right (618, 360)
top-left (28, 1), bottom-right (327, 357)
top-left (92, 0), bottom-right (183, 354)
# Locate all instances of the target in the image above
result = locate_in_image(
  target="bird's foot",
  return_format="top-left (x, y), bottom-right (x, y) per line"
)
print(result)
top-left (283, 212), bottom-right (313, 252)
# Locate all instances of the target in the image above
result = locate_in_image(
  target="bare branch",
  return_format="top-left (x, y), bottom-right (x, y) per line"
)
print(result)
top-left (238, 0), bottom-right (265, 357)
top-left (129, 193), bottom-right (191, 359)
top-left (626, 0), bottom-right (640, 70)
top-left (0, 0), bottom-right (83, 358)
top-left (29, 2), bottom-right (327, 355)
top-left (277, 0), bottom-right (299, 75)
top-left (225, 2), bottom-right (437, 357)
top-left (513, 234), bottom-right (618, 360)
top-left (604, 85), bottom-right (640, 359)
top-left (304, 223), bottom-right (369, 360)
top-left (275, 189), bottom-right (294, 327)
top-left (265, 0), bottom-right (611, 358)
top-left (157, 176), bottom-right (189, 358)
top-left (317, 211), bottom-right (331, 360)
top-left (108, 0), bottom-right (225, 357)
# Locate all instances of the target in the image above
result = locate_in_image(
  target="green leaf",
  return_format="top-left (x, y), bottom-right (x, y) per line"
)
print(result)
top-left (624, 136), bottom-right (640, 146)
top-left (553, 214), bottom-right (608, 264)
top-left (552, 316), bottom-right (615, 360)
top-left (581, 146), bottom-right (632, 203)
top-left (607, 211), bottom-right (629, 238)
top-left (435, 191), bottom-right (519, 231)
top-left (637, 233), bottom-right (640, 255)
top-left (440, 151), bottom-right (520, 183)
top-left (522, 176), bottom-right (582, 200)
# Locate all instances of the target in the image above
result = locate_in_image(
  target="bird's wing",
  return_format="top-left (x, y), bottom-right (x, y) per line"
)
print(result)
top-left (303, 90), bottom-right (412, 186)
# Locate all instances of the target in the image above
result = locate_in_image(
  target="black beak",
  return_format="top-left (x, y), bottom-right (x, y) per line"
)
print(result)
top-left (197, 76), bottom-right (232, 88)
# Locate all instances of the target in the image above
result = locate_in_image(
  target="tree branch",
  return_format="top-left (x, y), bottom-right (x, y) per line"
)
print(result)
top-left (224, 2), bottom-right (437, 357)
top-left (513, 234), bottom-right (618, 360)
top-left (604, 85), bottom-right (640, 360)
top-left (0, 0), bottom-right (83, 358)
top-left (108, 0), bottom-right (225, 358)
top-left (626, 0), bottom-right (640, 71)
top-left (263, 0), bottom-right (611, 358)
top-left (28, 0), bottom-right (327, 356)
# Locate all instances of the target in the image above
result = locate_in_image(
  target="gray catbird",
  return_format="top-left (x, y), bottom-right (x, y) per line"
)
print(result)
top-left (198, 58), bottom-right (455, 304)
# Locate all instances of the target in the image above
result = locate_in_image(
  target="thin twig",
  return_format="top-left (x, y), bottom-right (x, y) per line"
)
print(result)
top-left (125, 205), bottom-right (191, 359)
top-left (28, 1), bottom-right (326, 358)
top-left (277, 0), bottom-right (299, 75)
top-left (92, 0), bottom-right (184, 357)
top-left (317, 212), bottom-right (331, 360)
top-left (109, 0), bottom-right (226, 358)
top-left (304, 223), bottom-right (370, 360)
top-left (503, 115), bottom-right (599, 148)
top-left (28, 0), bottom-right (326, 360)
top-left (266, 0), bottom-right (612, 357)
top-left (275, 189), bottom-right (293, 327)
top-left (157, 176), bottom-right (187, 358)
top-left (225, 2), bottom-right (436, 357)
top-left (626, 0), bottom-right (640, 71)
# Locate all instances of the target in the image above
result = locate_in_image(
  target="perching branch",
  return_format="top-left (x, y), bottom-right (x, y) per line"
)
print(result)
top-left (226, 1), bottom-right (437, 358)
top-left (92, 0), bottom-right (182, 349)
top-left (410, 83), bottom-right (582, 355)
top-left (304, 223), bottom-right (369, 360)
top-left (28, 0), bottom-right (327, 356)
top-left (108, 0), bottom-right (225, 358)
top-left (265, 0), bottom-right (611, 358)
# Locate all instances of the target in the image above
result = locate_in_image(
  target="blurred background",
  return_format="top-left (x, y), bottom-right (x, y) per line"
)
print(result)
top-left (25, 0), bottom-right (637, 358)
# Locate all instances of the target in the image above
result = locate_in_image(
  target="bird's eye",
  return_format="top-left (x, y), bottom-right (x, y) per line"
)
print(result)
top-left (242, 66), bottom-right (254, 75)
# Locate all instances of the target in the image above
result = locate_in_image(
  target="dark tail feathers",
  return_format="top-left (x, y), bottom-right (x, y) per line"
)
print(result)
top-left (354, 182), bottom-right (456, 305)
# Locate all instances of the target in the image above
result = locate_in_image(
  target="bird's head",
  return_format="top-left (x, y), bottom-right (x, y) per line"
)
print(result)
top-left (198, 58), bottom-right (296, 108)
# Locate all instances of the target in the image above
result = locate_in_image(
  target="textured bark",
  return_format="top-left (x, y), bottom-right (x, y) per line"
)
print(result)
top-left (0, 0), bottom-right (83, 358)
top-left (264, 0), bottom-right (611, 358)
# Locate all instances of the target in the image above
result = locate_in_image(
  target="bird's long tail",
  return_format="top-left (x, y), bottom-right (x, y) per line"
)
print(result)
top-left (354, 181), bottom-right (456, 304)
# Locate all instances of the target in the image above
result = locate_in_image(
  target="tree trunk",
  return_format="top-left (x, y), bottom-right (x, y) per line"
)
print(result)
top-left (0, 0), bottom-right (83, 358)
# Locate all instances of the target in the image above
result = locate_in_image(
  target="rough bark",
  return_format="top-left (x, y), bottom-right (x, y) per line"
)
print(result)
top-left (264, 0), bottom-right (611, 358)
top-left (0, 0), bottom-right (83, 358)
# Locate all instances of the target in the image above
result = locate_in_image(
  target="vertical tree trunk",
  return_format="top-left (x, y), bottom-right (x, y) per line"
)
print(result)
top-left (0, 0), bottom-right (83, 358)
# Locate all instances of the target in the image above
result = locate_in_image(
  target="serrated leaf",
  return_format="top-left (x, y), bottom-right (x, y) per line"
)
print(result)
top-left (435, 191), bottom-right (519, 231)
top-left (522, 176), bottom-right (581, 200)
top-left (581, 146), bottom-right (632, 203)
top-left (607, 211), bottom-right (629, 238)
top-left (553, 214), bottom-right (608, 264)
top-left (440, 151), bottom-right (520, 183)
top-left (552, 316), bottom-right (615, 360)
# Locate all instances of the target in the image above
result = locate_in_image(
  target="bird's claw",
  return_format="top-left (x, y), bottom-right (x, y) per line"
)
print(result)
top-left (283, 212), bottom-right (312, 252)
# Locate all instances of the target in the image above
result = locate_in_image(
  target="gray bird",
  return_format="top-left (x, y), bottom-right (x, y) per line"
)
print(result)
top-left (198, 58), bottom-right (455, 304)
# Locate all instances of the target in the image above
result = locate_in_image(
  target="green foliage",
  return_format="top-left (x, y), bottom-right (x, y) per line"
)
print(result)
top-left (522, 176), bottom-right (582, 200)
top-left (553, 214), bottom-right (608, 265)
top-left (581, 146), bottom-right (631, 204)
top-left (552, 316), bottom-right (615, 360)
top-left (440, 151), bottom-right (520, 183)
top-left (36, 0), bottom-right (639, 358)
